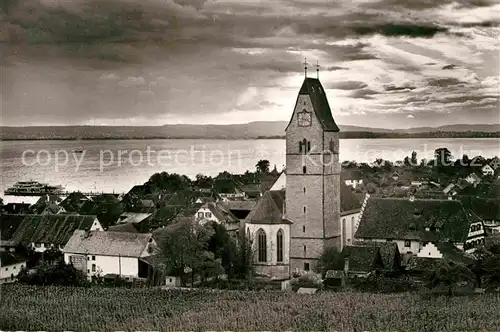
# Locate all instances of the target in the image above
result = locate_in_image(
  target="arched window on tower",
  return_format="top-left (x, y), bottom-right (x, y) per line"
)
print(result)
top-left (329, 139), bottom-right (335, 153)
top-left (257, 229), bottom-right (267, 262)
top-left (307, 141), bottom-right (311, 152)
top-left (302, 138), bottom-right (307, 154)
top-left (277, 229), bottom-right (284, 263)
top-left (299, 141), bottom-right (303, 153)
top-left (303, 166), bottom-right (307, 174)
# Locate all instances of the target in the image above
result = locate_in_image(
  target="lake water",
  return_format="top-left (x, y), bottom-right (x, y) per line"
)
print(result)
top-left (1, 138), bottom-right (498, 203)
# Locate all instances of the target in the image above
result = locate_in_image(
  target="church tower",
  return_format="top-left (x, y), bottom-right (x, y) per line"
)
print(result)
top-left (285, 62), bottom-right (341, 274)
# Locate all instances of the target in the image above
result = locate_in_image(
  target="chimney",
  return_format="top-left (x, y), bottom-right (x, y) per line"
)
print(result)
top-left (344, 258), bottom-right (349, 274)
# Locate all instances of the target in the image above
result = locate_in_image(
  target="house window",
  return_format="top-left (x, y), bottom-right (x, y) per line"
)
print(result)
top-left (197, 212), bottom-right (203, 219)
top-left (5, 267), bottom-right (8, 271)
top-left (92, 256), bottom-right (96, 261)
top-left (404, 240), bottom-right (411, 248)
top-left (35, 243), bottom-right (41, 248)
top-left (303, 206), bottom-right (306, 213)
top-left (303, 225), bottom-right (306, 233)
top-left (257, 229), bottom-right (267, 262)
top-left (303, 245), bottom-right (306, 256)
top-left (304, 262), bottom-right (310, 271)
top-left (303, 166), bottom-right (307, 174)
top-left (277, 229), bottom-right (284, 263)
top-left (299, 141), bottom-right (303, 153)
top-left (91, 264), bottom-right (96, 272)
top-left (307, 141), bottom-right (311, 152)
top-left (87, 256), bottom-right (90, 261)
top-left (205, 212), bottom-right (212, 218)
top-left (303, 187), bottom-right (306, 193)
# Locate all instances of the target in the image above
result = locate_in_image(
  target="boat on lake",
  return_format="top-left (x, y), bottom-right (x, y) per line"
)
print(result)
top-left (4, 180), bottom-right (64, 196)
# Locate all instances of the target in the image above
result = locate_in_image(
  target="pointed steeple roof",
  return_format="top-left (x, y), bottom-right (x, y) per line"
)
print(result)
top-left (297, 77), bottom-right (340, 132)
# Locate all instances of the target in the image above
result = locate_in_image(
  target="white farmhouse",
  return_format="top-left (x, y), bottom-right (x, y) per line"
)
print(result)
top-left (482, 164), bottom-right (495, 176)
top-left (0, 252), bottom-right (27, 283)
top-left (63, 230), bottom-right (155, 279)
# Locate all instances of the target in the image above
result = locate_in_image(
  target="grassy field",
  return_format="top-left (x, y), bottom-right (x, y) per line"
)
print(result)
top-left (1, 285), bottom-right (499, 331)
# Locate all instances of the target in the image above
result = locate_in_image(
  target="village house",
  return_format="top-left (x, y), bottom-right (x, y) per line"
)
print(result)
top-left (244, 190), bottom-right (291, 280)
top-left (355, 197), bottom-right (485, 255)
top-left (443, 183), bottom-right (456, 196)
top-left (341, 170), bottom-right (364, 189)
top-left (3, 203), bottom-right (31, 214)
top-left (407, 242), bottom-right (474, 278)
top-left (218, 200), bottom-right (256, 221)
top-left (241, 184), bottom-right (262, 199)
top-left (194, 202), bottom-right (240, 233)
top-left (460, 197), bottom-right (500, 234)
top-left (489, 156), bottom-right (500, 170)
top-left (2, 214), bottom-right (103, 252)
top-left (0, 252), bottom-right (27, 283)
top-left (465, 173), bottom-right (481, 185)
top-left (59, 192), bottom-right (91, 213)
top-left (63, 230), bottom-right (155, 280)
top-left (482, 164), bottom-right (495, 176)
top-left (0, 214), bottom-right (25, 251)
top-left (341, 246), bottom-right (384, 278)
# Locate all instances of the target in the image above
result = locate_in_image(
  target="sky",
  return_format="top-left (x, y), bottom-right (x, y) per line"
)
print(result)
top-left (1, 0), bottom-right (499, 128)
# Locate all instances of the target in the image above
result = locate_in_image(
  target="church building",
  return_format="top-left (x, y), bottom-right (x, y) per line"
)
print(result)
top-left (244, 64), bottom-right (344, 278)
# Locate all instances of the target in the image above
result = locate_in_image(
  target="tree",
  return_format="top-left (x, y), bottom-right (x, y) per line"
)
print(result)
top-left (157, 219), bottom-right (221, 286)
top-left (148, 172), bottom-right (192, 192)
top-left (425, 261), bottom-right (475, 296)
top-left (315, 247), bottom-right (344, 277)
top-left (234, 231), bottom-right (255, 282)
top-left (255, 159), bottom-right (270, 174)
top-left (434, 148), bottom-right (453, 167)
top-left (403, 156), bottom-right (411, 167)
top-left (473, 245), bottom-right (500, 290)
top-left (207, 223), bottom-right (238, 278)
top-left (195, 173), bottom-right (213, 189)
top-left (411, 151), bottom-right (418, 166)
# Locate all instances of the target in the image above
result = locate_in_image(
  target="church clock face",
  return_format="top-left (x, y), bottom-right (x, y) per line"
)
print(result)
top-left (297, 110), bottom-right (312, 127)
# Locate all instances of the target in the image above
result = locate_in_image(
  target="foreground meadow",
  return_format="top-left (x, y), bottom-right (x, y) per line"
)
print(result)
top-left (1, 285), bottom-right (499, 331)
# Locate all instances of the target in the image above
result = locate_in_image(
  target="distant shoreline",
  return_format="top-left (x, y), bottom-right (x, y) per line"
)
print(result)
top-left (1, 131), bottom-right (499, 141)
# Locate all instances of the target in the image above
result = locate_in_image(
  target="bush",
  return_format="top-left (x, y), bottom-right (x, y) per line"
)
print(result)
top-left (18, 261), bottom-right (89, 287)
top-left (290, 272), bottom-right (323, 291)
top-left (352, 274), bottom-right (418, 293)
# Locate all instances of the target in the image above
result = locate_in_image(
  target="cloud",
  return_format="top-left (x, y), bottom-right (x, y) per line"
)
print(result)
top-left (407, 114), bottom-right (415, 118)
top-left (118, 76), bottom-right (146, 87)
top-left (327, 81), bottom-right (368, 90)
top-left (2, 0), bottom-right (499, 127)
